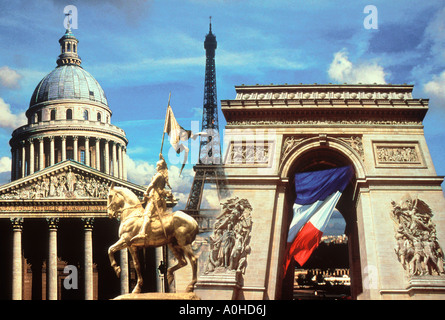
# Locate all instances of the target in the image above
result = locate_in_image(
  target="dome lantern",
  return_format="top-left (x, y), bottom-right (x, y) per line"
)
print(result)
top-left (56, 28), bottom-right (82, 67)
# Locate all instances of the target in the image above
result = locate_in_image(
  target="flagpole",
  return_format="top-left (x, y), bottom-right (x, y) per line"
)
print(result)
top-left (159, 91), bottom-right (171, 292)
top-left (160, 92), bottom-right (171, 155)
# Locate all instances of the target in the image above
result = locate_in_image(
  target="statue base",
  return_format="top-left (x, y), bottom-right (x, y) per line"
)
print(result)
top-left (407, 275), bottom-right (445, 292)
top-left (194, 271), bottom-right (242, 300)
top-left (112, 292), bottom-right (201, 300)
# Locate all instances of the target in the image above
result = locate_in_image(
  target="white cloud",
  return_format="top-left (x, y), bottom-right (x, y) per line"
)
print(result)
top-left (0, 97), bottom-right (27, 129)
top-left (0, 156), bottom-right (11, 174)
top-left (419, 8), bottom-right (445, 110)
top-left (125, 155), bottom-right (197, 209)
top-left (424, 70), bottom-right (445, 105)
top-left (423, 7), bottom-right (445, 66)
top-left (328, 49), bottom-right (387, 84)
top-left (125, 156), bottom-right (156, 186)
top-left (0, 66), bottom-right (22, 89)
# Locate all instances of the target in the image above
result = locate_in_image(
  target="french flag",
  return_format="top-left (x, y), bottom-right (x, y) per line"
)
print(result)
top-left (284, 166), bottom-right (353, 274)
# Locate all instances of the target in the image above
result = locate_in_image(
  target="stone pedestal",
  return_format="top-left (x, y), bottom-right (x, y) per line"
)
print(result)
top-left (407, 276), bottom-right (445, 293)
top-left (112, 292), bottom-right (200, 300)
top-left (194, 272), bottom-right (241, 300)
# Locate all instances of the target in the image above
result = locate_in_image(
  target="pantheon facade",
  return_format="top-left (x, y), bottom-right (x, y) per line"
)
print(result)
top-left (0, 28), bottom-right (159, 300)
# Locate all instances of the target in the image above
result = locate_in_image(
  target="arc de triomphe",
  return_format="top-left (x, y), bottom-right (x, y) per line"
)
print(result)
top-left (193, 83), bottom-right (445, 300)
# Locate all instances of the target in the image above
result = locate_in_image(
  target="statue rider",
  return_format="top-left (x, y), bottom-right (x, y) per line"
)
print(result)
top-left (131, 153), bottom-right (172, 243)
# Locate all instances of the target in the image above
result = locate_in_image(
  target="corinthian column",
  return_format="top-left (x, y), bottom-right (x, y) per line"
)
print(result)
top-left (82, 218), bottom-right (94, 300)
top-left (85, 137), bottom-right (90, 166)
top-left (38, 137), bottom-right (44, 170)
top-left (47, 218), bottom-right (59, 300)
top-left (73, 136), bottom-right (78, 162)
top-left (50, 136), bottom-right (55, 166)
top-left (112, 142), bottom-right (118, 177)
top-left (21, 141), bottom-right (26, 178)
top-left (118, 144), bottom-right (123, 179)
top-left (11, 218), bottom-right (23, 300)
top-left (104, 140), bottom-right (110, 174)
top-left (120, 248), bottom-right (129, 295)
top-left (61, 136), bottom-right (67, 161)
top-left (28, 139), bottom-right (34, 175)
top-left (95, 138), bottom-right (101, 171)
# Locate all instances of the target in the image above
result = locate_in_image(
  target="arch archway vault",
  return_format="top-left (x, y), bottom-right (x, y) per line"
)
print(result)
top-left (193, 84), bottom-right (445, 300)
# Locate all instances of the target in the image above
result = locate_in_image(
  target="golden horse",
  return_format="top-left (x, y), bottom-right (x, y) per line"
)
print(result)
top-left (107, 183), bottom-right (199, 294)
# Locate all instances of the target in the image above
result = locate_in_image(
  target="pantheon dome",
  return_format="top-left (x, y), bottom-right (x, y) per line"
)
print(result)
top-left (9, 28), bottom-right (128, 180)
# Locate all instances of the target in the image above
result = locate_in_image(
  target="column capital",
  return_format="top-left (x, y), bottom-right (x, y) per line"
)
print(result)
top-left (27, 138), bottom-right (34, 144)
top-left (49, 136), bottom-right (55, 141)
top-left (85, 136), bottom-right (90, 142)
top-left (37, 136), bottom-right (44, 142)
top-left (82, 217), bottom-right (94, 230)
top-left (61, 135), bottom-right (67, 141)
top-left (10, 217), bottom-right (24, 230)
top-left (73, 136), bottom-right (79, 141)
top-left (19, 140), bottom-right (26, 147)
top-left (46, 217), bottom-right (59, 230)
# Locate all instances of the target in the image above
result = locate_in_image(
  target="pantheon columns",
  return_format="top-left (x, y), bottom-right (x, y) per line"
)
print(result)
top-left (10, 135), bottom-right (127, 181)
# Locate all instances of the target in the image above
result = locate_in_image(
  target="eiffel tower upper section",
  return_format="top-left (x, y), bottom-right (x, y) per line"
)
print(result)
top-left (199, 18), bottom-right (221, 165)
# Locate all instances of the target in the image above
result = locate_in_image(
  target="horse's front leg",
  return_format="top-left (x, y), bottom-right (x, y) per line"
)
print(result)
top-left (128, 246), bottom-right (143, 294)
top-left (108, 237), bottom-right (127, 278)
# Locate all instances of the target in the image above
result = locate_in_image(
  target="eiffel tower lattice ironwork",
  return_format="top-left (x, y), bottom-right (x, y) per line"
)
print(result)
top-left (184, 18), bottom-right (229, 228)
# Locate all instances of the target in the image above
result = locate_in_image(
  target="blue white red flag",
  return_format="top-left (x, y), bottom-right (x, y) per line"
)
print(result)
top-left (284, 166), bottom-right (353, 274)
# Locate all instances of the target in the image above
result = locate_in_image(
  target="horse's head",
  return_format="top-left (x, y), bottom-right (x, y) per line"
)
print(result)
top-left (107, 182), bottom-right (143, 220)
top-left (107, 182), bottom-right (124, 219)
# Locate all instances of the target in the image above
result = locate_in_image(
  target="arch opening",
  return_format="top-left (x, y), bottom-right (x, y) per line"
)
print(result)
top-left (281, 146), bottom-right (362, 300)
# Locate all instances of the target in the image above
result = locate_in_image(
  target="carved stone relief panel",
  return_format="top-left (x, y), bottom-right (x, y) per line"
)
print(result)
top-left (226, 141), bottom-right (271, 166)
top-left (0, 168), bottom-right (110, 200)
top-left (337, 136), bottom-right (364, 162)
top-left (280, 135), bottom-right (364, 164)
top-left (203, 197), bottom-right (253, 275)
top-left (373, 142), bottom-right (424, 167)
top-left (281, 136), bottom-right (305, 160)
top-left (390, 194), bottom-right (445, 277)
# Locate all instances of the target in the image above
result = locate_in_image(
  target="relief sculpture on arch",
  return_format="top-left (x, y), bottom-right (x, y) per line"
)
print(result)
top-left (390, 194), bottom-right (445, 277)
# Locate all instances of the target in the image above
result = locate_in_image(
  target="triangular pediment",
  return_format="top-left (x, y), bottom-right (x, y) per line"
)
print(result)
top-left (0, 160), bottom-right (145, 201)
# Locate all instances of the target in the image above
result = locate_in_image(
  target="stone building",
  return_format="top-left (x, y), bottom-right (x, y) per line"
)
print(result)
top-left (0, 28), bottom-right (154, 300)
top-left (195, 83), bottom-right (445, 300)
top-left (9, 28), bottom-right (128, 180)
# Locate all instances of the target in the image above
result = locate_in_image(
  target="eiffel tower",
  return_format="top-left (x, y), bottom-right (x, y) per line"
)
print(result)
top-left (184, 18), bottom-right (229, 227)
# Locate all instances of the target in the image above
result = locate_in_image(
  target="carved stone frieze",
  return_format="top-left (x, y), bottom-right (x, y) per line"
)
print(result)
top-left (281, 136), bottom-right (305, 161)
top-left (280, 135), bottom-right (364, 163)
top-left (226, 119), bottom-right (422, 126)
top-left (0, 168), bottom-right (110, 200)
top-left (376, 146), bottom-right (419, 163)
top-left (227, 142), bottom-right (270, 165)
top-left (390, 194), bottom-right (445, 276)
top-left (235, 87), bottom-right (414, 101)
top-left (338, 136), bottom-right (364, 161)
top-left (203, 197), bottom-right (253, 275)
top-left (374, 142), bottom-right (423, 167)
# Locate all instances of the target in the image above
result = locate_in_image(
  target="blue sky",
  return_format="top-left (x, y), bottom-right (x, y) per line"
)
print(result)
top-left (1, 1), bottom-right (445, 223)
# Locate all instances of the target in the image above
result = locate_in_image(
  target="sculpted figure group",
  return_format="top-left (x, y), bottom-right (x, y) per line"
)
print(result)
top-left (390, 194), bottom-right (445, 276)
top-left (204, 197), bottom-right (253, 275)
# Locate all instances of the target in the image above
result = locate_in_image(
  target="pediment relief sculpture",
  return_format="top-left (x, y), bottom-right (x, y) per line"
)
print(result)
top-left (0, 168), bottom-right (112, 200)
